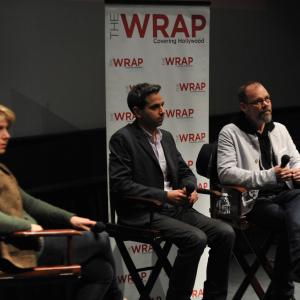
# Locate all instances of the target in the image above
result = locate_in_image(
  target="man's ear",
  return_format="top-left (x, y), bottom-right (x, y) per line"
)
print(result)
top-left (240, 102), bottom-right (247, 113)
top-left (132, 106), bottom-right (141, 119)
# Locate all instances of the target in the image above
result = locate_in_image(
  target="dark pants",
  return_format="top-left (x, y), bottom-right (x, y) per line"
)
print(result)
top-left (149, 206), bottom-right (235, 300)
top-left (38, 231), bottom-right (122, 300)
top-left (247, 189), bottom-right (300, 299)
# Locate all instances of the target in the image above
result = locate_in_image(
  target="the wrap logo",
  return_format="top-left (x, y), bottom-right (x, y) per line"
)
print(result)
top-left (117, 271), bottom-right (148, 284)
top-left (177, 82), bottom-right (206, 92)
top-left (111, 112), bottom-right (135, 122)
top-left (131, 243), bottom-right (153, 254)
top-left (110, 57), bottom-right (144, 69)
top-left (176, 132), bottom-right (206, 143)
top-left (120, 14), bottom-right (206, 38)
top-left (165, 108), bottom-right (194, 119)
top-left (162, 56), bottom-right (193, 67)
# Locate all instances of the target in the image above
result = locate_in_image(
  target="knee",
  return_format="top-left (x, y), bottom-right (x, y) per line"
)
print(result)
top-left (82, 258), bottom-right (114, 284)
top-left (95, 231), bottom-right (110, 242)
top-left (187, 231), bottom-right (208, 251)
top-left (215, 221), bottom-right (235, 247)
top-left (94, 231), bottom-right (112, 251)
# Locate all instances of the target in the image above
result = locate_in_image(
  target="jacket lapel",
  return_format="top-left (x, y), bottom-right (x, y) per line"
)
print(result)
top-left (131, 122), bottom-right (160, 166)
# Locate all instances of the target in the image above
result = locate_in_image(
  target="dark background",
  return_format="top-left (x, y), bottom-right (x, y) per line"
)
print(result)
top-left (0, 0), bottom-right (299, 137)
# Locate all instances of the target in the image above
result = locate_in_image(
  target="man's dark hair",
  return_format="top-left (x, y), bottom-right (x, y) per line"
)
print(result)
top-left (238, 80), bottom-right (263, 103)
top-left (127, 83), bottom-right (161, 112)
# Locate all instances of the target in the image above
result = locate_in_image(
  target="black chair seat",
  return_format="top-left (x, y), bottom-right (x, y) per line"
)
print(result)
top-left (106, 223), bottom-right (163, 242)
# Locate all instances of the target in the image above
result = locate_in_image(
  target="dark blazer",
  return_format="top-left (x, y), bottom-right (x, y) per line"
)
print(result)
top-left (109, 121), bottom-right (196, 225)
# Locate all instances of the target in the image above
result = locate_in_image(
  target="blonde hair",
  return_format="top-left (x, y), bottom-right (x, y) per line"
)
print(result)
top-left (0, 104), bottom-right (16, 124)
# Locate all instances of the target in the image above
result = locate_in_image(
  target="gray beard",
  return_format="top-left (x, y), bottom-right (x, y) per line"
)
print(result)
top-left (263, 113), bottom-right (272, 123)
top-left (259, 111), bottom-right (272, 123)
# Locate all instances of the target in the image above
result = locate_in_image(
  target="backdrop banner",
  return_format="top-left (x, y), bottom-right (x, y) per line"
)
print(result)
top-left (105, 3), bottom-right (210, 299)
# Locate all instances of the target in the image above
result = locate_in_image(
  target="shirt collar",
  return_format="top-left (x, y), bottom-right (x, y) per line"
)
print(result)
top-left (140, 126), bottom-right (162, 143)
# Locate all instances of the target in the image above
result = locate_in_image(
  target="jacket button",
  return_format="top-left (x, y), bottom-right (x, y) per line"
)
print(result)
top-left (255, 159), bottom-right (259, 164)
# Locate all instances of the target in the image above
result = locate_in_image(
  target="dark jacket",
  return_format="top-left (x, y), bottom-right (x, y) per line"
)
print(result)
top-left (109, 121), bottom-right (196, 225)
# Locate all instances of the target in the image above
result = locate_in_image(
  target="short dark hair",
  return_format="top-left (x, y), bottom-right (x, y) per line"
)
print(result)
top-left (127, 83), bottom-right (161, 112)
top-left (238, 81), bottom-right (263, 103)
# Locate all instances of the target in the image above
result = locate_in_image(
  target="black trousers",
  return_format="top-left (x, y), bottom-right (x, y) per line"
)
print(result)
top-left (38, 231), bottom-right (122, 300)
top-left (247, 189), bottom-right (300, 298)
top-left (150, 206), bottom-right (235, 300)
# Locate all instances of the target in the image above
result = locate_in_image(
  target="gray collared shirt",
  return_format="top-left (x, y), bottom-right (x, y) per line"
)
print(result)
top-left (141, 127), bottom-right (172, 191)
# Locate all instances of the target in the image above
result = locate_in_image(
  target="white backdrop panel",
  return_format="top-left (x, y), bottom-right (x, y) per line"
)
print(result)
top-left (105, 4), bottom-right (210, 299)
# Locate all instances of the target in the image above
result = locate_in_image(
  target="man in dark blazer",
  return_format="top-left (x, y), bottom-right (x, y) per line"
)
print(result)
top-left (109, 83), bottom-right (235, 300)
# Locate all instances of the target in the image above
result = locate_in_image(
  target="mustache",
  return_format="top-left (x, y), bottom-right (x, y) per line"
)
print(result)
top-left (259, 109), bottom-right (271, 116)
